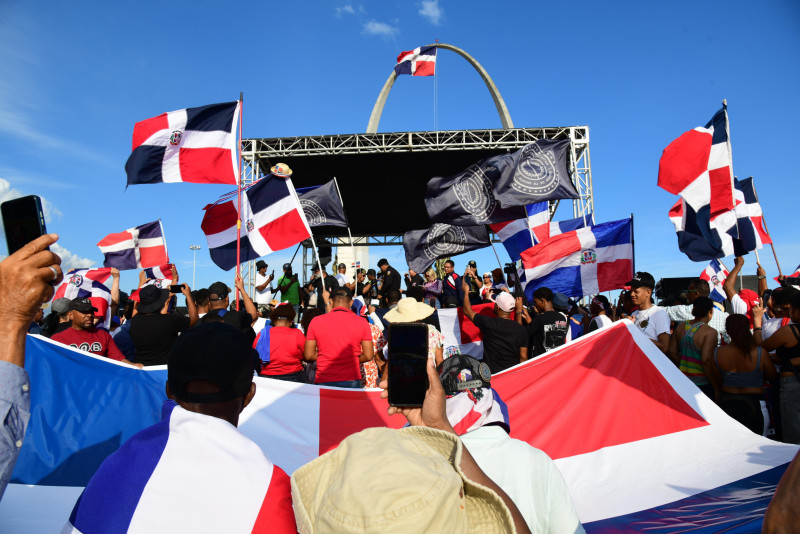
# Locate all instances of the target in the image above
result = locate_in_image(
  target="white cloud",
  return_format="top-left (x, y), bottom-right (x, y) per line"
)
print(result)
top-left (335, 4), bottom-right (356, 16)
top-left (51, 243), bottom-right (95, 271)
top-left (418, 0), bottom-right (443, 25)
top-left (362, 20), bottom-right (399, 38)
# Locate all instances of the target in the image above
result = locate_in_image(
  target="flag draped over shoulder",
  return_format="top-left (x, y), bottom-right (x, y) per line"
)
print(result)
top-left (9, 324), bottom-right (798, 532)
top-left (521, 218), bottom-right (633, 299)
top-left (395, 46), bottom-right (437, 76)
top-left (97, 221), bottom-right (168, 270)
top-left (425, 140), bottom-right (577, 225)
top-left (125, 101), bottom-right (240, 186)
top-left (296, 181), bottom-right (348, 227)
top-left (403, 223), bottom-right (490, 275)
top-left (201, 175), bottom-right (311, 271)
top-left (700, 259), bottom-right (729, 303)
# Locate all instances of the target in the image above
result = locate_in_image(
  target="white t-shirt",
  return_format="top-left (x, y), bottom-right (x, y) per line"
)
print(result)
top-left (730, 293), bottom-right (748, 315)
top-left (590, 315), bottom-right (613, 331)
top-left (460, 425), bottom-right (585, 534)
top-left (631, 305), bottom-right (670, 342)
top-left (254, 273), bottom-right (272, 304)
top-left (335, 273), bottom-right (349, 287)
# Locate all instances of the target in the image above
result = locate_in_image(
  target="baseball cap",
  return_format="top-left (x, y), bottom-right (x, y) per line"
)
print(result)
top-left (628, 271), bottom-right (655, 290)
top-left (437, 354), bottom-right (491, 397)
top-left (167, 322), bottom-right (259, 403)
top-left (494, 292), bottom-right (515, 312)
top-left (467, 260), bottom-right (477, 268)
top-left (69, 298), bottom-right (98, 314)
top-left (291, 426), bottom-right (515, 533)
top-left (553, 292), bottom-right (569, 311)
top-left (208, 281), bottom-right (230, 301)
top-left (356, 268), bottom-right (366, 275)
top-left (282, 263), bottom-right (291, 270)
top-left (137, 285), bottom-right (170, 314)
top-left (256, 260), bottom-right (267, 270)
top-left (337, 263), bottom-right (346, 269)
top-left (52, 298), bottom-right (71, 315)
top-left (366, 268), bottom-right (376, 276)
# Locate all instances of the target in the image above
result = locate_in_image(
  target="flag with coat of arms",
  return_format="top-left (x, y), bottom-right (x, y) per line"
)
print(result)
top-left (700, 259), bottom-right (729, 303)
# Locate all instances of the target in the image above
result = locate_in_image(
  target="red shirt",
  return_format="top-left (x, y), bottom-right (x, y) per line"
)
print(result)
top-left (306, 307), bottom-right (372, 383)
top-left (253, 326), bottom-right (306, 376)
top-left (51, 327), bottom-right (126, 361)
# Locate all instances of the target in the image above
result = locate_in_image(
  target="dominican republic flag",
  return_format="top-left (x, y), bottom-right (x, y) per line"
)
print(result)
top-left (201, 174), bottom-right (311, 271)
top-left (775, 264), bottom-right (800, 286)
top-left (700, 259), bottom-right (729, 303)
top-left (736, 177), bottom-right (772, 246)
top-left (490, 218), bottom-right (533, 262)
top-left (53, 269), bottom-right (113, 328)
top-left (64, 401), bottom-right (295, 533)
top-left (521, 218), bottom-right (633, 299)
top-left (125, 101), bottom-right (240, 186)
top-left (437, 303), bottom-right (498, 358)
top-left (658, 105), bottom-right (736, 219)
top-left (142, 263), bottom-right (173, 280)
top-left (97, 221), bottom-right (169, 270)
top-left (532, 213), bottom-right (593, 244)
top-left (394, 46), bottom-right (437, 76)
top-left (7, 323), bottom-right (797, 532)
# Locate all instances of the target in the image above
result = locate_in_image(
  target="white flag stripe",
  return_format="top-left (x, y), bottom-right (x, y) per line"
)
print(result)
top-left (179, 130), bottom-right (233, 150)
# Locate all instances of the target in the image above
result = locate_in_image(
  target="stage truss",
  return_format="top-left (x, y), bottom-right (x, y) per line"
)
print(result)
top-left (239, 126), bottom-right (594, 285)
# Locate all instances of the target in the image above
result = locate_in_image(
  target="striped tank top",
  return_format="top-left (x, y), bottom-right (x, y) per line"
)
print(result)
top-left (679, 321), bottom-right (709, 386)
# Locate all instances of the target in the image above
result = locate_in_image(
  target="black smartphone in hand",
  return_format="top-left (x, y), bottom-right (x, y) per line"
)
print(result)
top-left (1, 195), bottom-right (47, 255)
top-left (387, 323), bottom-right (430, 407)
top-left (170, 284), bottom-right (184, 294)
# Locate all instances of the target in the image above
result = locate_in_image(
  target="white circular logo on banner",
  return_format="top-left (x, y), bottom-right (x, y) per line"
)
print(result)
top-left (513, 142), bottom-right (561, 195)
top-left (300, 200), bottom-right (326, 226)
top-left (453, 165), bottom-right (497, 223)
top-left (422, 224), bottom-right (467, 260)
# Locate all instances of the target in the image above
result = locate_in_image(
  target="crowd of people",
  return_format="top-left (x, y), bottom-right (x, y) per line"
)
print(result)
top-left (3, 235), bottom-right (800, 531)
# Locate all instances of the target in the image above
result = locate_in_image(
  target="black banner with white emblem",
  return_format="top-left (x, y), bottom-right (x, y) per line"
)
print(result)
top-left (425, 140), bottom-right (578, 225)
top-left (297, 180), bottom-right (348, 228)
top-left (403, 224), bottom-right (490, 275)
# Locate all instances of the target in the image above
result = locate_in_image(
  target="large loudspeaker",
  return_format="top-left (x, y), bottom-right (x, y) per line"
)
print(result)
top-left (656, 275), bottom-right (761, 305)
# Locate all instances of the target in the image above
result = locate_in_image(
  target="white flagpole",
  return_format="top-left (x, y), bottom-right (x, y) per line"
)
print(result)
top-left (158, 218), bottom-right (169, 264)
top-left (286, 176), bottom-right (323, 276)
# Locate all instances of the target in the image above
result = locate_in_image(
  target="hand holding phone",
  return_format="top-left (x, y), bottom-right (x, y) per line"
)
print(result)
top-left (170, 284), bottom-right (185, 294)
top-left (1, 195), bottom-right (47, 255)
top-left (387, 323), bottom-right (429, 407)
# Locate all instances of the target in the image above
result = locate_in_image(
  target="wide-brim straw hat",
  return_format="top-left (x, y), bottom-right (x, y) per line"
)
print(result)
top-left (270, 163), bottom-right (292, 177)
top-left (383, 297), bottom-right (435, 323)
top-left (291, 426), bottom-right (515, 533)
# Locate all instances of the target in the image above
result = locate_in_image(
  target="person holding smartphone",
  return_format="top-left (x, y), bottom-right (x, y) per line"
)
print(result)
top-left (128, 283), bottom-right (198, 366)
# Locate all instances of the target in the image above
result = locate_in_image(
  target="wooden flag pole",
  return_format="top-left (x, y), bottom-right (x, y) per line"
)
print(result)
top-left (235, 93), bottom-right (243, 310)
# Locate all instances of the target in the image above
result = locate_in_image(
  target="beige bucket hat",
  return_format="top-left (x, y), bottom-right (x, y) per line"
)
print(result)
top-left (383, 297), bottom-right (435, 324)
top-left (290, 426), bottom-right (514, 533)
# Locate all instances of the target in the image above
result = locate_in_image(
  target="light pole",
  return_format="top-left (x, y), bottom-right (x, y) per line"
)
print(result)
top-left (190, 245), bottom-right (201, 289)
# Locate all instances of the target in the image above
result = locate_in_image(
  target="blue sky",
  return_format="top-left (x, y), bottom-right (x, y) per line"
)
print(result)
top-left (1, 0), bottom-right (798, 297)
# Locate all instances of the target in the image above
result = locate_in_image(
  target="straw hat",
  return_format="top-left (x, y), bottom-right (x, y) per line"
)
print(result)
top-left (291, 426), bottom-right (514, 533)
top-left (270, 163), bottom-right (292, 177)
top-left (383, 297), bottom-right (435, 323)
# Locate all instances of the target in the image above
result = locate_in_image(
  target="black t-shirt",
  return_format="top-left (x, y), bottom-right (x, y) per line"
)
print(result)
top-left (129, 312), bottom-right (191, 366)
top-left (405, 273), bottom-right (424, 289)
top-left (472, 313), bottom-right (529, 374)
top-left (528, 310), bottom-right (568, 357)
top-left (379, 267), bottom-right (401, 297)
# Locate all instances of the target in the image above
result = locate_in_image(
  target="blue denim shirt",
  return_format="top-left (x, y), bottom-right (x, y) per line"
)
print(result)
top-left (0, 360), bottom-right (31, 500)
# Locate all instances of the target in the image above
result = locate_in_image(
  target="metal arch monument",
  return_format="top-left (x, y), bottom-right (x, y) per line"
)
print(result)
top-left (239, 43), bottom-right (595, 284)
top-left (366, 43), bottom-right (514, 133)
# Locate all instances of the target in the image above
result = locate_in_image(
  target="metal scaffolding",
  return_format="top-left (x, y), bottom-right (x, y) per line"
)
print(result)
top-left (239, 126), bottom-right (594, 284)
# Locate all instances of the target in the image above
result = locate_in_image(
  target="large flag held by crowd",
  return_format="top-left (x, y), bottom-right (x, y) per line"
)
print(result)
top-left (125, 101), bottom-right (240, 186)
top-left (394, 45), bottom-right (437, 76)
top-left (96, 221), bottom-right (169, 270)
top-left (201, 174), bottom-right (311, 271)
top-left (296, 180), bottom-right (348, 227)
top-left (403, 223), bottom-right (491, 275)
top-left (521, 218), bottom-right (633, 299)
top-left (6, 323), bottom-right (797, 532)
top-left (425, 140), bottom-right (578, 225)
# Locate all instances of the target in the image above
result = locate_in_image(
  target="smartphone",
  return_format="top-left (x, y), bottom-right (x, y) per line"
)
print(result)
top-left (387, 323), bottom-right (430, 407)
top-left (169, 284), bottom-right (184, 294)
top-left (1, 195), bottom-right (47, 255)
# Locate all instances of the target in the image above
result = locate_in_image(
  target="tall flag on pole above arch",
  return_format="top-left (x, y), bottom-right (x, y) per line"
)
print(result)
top-left (125, 101), bottom-right (240, 186)
top-left (395, 46), bottom-right (437, 76)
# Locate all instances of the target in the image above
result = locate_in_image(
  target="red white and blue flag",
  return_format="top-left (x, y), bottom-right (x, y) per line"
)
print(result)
top-left (142, 263), bottom-right (173, 281)
top-left (53, 268), bottom-right (113, 329)
top-left (521, 218), bottom-right (633, 299)
top-left (490, 218), bottom-right (533, 262)
top-left (8, 323), bottom-right (798, 531)
top-left (394, 46), bottom-right (437, 76)
top-left (700, 259), bottom-right (729, 303)
top-left (125, 101), bottom-right (240, 186)
top-left (736, 177), bottom-right (772, 246)
top-left (97, 221), bottom-right (169, 270)
top-left (658, 105), bottom-right (736, 219)
top-left (201, 175), bottom-right (311, 271)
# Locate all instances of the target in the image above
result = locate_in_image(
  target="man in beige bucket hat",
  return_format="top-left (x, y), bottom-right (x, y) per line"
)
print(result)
top-left (291, 357), bottom-right (531, 533)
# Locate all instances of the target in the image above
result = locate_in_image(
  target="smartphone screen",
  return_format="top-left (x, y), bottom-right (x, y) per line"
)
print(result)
top-left (169, 284), bottom-right (184, 294)
top-left (1, 195), bottom-right (47, 255)
top-left (387, 323), bottom-right (429, 407)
